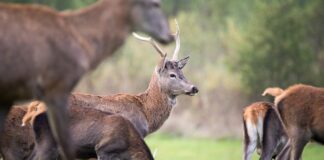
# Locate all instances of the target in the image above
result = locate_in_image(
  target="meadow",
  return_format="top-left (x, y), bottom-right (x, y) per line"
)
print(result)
top-left (147, 134), bottom-right (324, 160)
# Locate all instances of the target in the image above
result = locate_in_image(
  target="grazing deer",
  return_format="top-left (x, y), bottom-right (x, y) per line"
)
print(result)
top-left (243, 102), bottom-right (287, 160)
top-left (264, 84), bottom-right (324, 160)
top-left (0, 0), bottom-right (173, 159)
top-left (1, 103), bottom-right (154, 160)
top-left (32, 105), bottom-right (154, 160)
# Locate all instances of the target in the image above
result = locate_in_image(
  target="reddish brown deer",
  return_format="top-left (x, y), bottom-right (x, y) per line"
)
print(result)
top-left (31, 20), bottom-right (197, 137)
top-left (264, 84), bottom-right (324, 160)
top-left (243, 102), bottom-right (287, 160)
top-left (1, 103), bottom-right (154, 160)
top-left (0, 0), bottom-right (173, 159)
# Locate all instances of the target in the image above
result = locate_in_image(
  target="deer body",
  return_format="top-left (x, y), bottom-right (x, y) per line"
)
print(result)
top-left (32, 106), bottom-right (154, 160)
top-left (243, 102), bottom-right (287, 160)
top-left (266, 84), bottom-right (324, 160)
top-left (70, 72), bottom-right (174, 136)
top-left (0, 0), bottom-right (172, 159)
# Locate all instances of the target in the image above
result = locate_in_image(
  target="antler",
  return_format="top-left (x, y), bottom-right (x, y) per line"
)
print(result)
top-left (132, 33), bottom-right (166, 57)
top-left (172, 19), bottom-right (180, 60)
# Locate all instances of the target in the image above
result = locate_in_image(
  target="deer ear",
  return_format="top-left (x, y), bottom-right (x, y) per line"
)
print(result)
top-left (177, 56), bottom-right (189, 69)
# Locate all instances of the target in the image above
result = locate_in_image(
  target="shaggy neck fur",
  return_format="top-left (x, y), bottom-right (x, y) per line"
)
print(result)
top-left (138, 70), bottom-right (175, 134)
top-left (62, 0), bottom-right (132, 69)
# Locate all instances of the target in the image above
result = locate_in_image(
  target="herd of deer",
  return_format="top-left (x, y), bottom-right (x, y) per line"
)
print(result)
top-left (0, 0), bottom-right (198, 159)
top-left (0, 0), bottom-right (323, 160)
top-left (243, 84), bottom-right (324, 160)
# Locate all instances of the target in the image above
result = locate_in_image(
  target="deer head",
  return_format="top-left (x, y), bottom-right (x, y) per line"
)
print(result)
top-left (133, 20), bottom-right (199, 98)
top-left (130, 0), bottom-right (173, 44)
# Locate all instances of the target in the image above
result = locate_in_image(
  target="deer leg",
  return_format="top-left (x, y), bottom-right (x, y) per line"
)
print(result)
top-left (44, 95), bottom-right (74, 160)
top-left (95, 138), bottom-right (129, 160)
top-left (128, 140), bottom-right (154, 160)
top-left (33, 113), bottom-right (60, 160)
top-left (260, 137), bottom-right (276, 160)
top-left (289, 134), bottom-right (308, 160)
top-left (243, 121), bottom-right (258, 160)
top-left (276, 139), bottom-right (291, 160)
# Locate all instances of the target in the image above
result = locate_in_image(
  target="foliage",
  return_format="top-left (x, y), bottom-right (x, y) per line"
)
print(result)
top-left (0, 0), bottom-right (94, 9)
top-left (229, 0), bottom-right (324, 96)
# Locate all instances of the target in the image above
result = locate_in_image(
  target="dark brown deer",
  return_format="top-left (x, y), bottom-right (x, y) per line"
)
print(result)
top-left (264, 84), bottom-right (324, 160)
top-left (243, 102), bottom-right (287, 160)
top-left (0, 0), bottom-right (173, 159)
top-left (1, 103), bottom-right (154, 160)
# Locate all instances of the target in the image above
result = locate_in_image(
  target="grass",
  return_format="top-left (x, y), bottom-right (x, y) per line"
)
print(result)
top-left (146, 134), bottom-right (324, 160)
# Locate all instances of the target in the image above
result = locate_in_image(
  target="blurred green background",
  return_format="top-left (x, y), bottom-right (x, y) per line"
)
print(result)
top-left (2, 0), bottom-right (324, 159)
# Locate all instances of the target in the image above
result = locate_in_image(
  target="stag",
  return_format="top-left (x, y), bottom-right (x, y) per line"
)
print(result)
top-left (0, 0), bottom-right (173, 159)
top-left (243, 102), bottom-right (287, 160)
top-left (32, 20), bottom-right (197, 137)
top-left (264, 84), bottom-right (324, 160)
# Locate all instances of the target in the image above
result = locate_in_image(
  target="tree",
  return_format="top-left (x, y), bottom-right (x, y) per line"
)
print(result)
top-left (232, 0), bottom-right (324, 97)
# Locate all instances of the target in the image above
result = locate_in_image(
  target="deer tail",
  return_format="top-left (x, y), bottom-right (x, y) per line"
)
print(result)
top-left (262, 87), bottom-right (284, 97)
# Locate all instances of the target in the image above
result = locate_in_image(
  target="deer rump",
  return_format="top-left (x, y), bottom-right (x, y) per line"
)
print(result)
top-left (243, 102), bottom-right (287, 160)
top-left (274, 84), bottom-right (324, 160)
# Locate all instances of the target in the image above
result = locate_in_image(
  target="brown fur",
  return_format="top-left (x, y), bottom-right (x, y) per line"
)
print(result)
top-left (2, 105), bottom-right (154, 160)
top-left (0, 0), bottom-right (172, 159)
top-left (269, 84), bottom-right (324, 160)
top-left (243, 102), bottom-right (287, 160)
top-left (23, 57), bottom-right (195, 136)
top-left (0, 106), bottom-right (35, 160)
top-left (243, 102), bottom-right (269, 125)
top-left (3, 40), bottom-right (198, 158)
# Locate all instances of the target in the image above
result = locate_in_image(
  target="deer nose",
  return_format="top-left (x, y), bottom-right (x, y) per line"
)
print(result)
top-left (191, 86), bottom-right (199, 94)
top-left (158, 34), bottom-right (174, 44)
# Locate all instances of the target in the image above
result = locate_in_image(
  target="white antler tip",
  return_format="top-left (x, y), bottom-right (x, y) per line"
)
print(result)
top-left (132, 32), bottom-right (151, 41)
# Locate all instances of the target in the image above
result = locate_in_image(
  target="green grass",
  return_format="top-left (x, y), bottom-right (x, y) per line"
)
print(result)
top-left (146, 134), bottom-right (324, 160)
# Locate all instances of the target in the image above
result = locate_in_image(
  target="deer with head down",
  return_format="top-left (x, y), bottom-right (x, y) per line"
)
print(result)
top-left (1, 21), bottom-right (198, 159)
top-left (0, 0), bottom-right (173, 159)
top-left (2, 102), bottom-right (154, 160)
top-left (264, 84), bottom-right (324, 160)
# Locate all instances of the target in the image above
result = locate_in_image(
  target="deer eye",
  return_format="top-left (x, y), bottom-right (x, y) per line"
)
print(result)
top-left (170, 74), bottom-right (176, 78)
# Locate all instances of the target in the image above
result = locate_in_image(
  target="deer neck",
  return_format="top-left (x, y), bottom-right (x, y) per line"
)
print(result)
top-left (139, 70), bottom-right (175, 134)
top-left (62, 0), bottom-right (132, 69)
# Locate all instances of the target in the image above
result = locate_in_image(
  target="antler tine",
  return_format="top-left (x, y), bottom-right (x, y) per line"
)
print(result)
top-left (172, 19), bottom-right (180, 60)
top-left (132, 32), bottom-right (166, 57)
